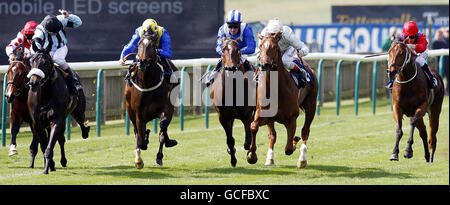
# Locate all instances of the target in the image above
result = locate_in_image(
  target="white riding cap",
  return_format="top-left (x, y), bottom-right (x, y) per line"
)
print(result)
top-left (266, 18), bottom-right (283, 34)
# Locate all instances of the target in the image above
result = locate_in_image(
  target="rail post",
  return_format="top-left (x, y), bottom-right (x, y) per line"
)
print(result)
top-left (204, 65), bottom-right (213, 128)
top-left (372, 61), bottom-right (378, 115)
top-left (439, 55), bottom-right (444, 77)
top-left (1, 73), bottom-right (7, 147)
top-left (65, 115), bottom-right (71, 140)
top-left (96, 69), bottom-right (104, 137)
top-left (316, 59), bottom-right (324, 115)
top-left (180, 66), bottom-right (187, 131)
top-left (354, 61), bottom-right (361, 116)
top-left (125, 110), bottom-right (129, 136)
top-left (336, 60), bottom-right (343, 116)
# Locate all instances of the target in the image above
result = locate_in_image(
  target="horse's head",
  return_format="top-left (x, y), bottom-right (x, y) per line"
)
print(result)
top-left (28, 48), bottom-right (54, 91)
top-left (137, 30), bottom-right (158, 72)
top-left (5, 46), bottom-right (30, 103)
top-left (257, 30), bottom-right (282, 71)
top-left (387, 39), bottom-right (411, 81)
top-left (221, 37), bottom-right (242, 72)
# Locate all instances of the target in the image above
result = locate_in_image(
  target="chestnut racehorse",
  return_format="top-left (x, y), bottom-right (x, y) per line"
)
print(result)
top-left (124, 30), bottom-right (178, 169)
top-left (247, 31), bottom-right (318, 168)
top-left (211, 38), bottom-right (255, 167)
top-left (387, 40), bottom-right (444, 162)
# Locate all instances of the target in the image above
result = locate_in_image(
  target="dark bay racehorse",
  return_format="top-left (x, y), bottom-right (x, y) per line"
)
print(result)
top-left (387, 40), bottom-right (444, 162)
top-left (247, 31), bottom-right (318, 168)
top-left (211, 38), bottom-right (255, 167)
top-left (124, 31), bottom-right (177, 169)
top-left (27, 48), bottom-right (90, 174)
top-left (5, 46), bottom-right (69, 169)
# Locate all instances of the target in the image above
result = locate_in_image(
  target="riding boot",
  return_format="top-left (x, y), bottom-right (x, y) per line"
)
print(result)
top-left (385, 80), bottom-right (394, 90)
top-left (124, 65), bottom-right (134, 87)
top-left (421, 64), bottom-right (438, 88)
top-left (206, 59), bottom-right (222, 87)
top-left (62, 65), bottom-right (81, 96)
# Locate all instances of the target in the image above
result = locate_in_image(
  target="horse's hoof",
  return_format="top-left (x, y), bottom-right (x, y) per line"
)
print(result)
top-left (297, 160), bottom-right (307, 169)
top-left (8, 145), bottom-right (18, 157)
top-left (135, 161), bottom-right (144, 169)
top-left (404, 151), bottom-right (413, 159)
top-left (82, 126), bottom-right (90, 139)
top-left (43, 170), bottom-right (49, 175)
top-left (231, 158), bottom-right (237, 167)
top-left (165, 139), bottom-right (178, 148)
top-left (60, 159), bottom-right (67, 167)
top-left (285, 149), bottom-right (294, 156)
top-left (155, 159), bottom-right (163, 166)
top-left (243, 142), bottom-right (250, 151)
top-left (390, 154), bottom-right (399, 161)
top-left (247, 151), bottom-right (258, 164)
top-left (264, 159), bottom-right (274, 166)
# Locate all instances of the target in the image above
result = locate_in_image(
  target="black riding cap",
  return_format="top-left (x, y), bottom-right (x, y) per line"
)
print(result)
top-left (41, 15), bottom-right (63, 33)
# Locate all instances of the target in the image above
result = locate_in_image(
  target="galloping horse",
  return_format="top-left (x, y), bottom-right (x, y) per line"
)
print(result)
top-left (211, 38), bottom-right (255, 167)
top-left (124, 30), bottom-right (178, 169)
top-left (387, 40), bottom-right (444, 162)
top-left (5, 46), bottom-right (69, 169)
top-left (247, 31), bottom-right (318, 168)
top-left (27, 48), bottom-right (90, 174)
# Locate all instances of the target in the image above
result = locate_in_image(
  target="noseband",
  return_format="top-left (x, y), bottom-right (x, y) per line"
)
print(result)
top-left (7, 61), bottom-right (30, 96)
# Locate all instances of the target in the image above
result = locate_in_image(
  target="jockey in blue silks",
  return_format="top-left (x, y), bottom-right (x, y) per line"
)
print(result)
top-left (206, 10), bottom-right (256, 87)
top-left (119, 19), bottom-right (176, 85)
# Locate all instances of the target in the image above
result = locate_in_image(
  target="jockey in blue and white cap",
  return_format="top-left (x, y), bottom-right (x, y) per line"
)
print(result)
top-left (206, 9), bottom-right (256, 87)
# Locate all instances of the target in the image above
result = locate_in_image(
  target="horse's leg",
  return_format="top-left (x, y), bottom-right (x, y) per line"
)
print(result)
top-left (428, 103), bottom-right (442, 163)
top-left (8, 121), bottom-right (21, 156)
top-left (43, 122), bottom-right (64, 174)
top-left (284, 118), bottom-right (297, 156)
top-left (416, 118), bottom-right (430, 162)
top-left (220, 114), bottom-right (236, 167)
top-left (134, 115), bottom-right (147, 169)
top-left (264, 122), bottom-right (276, 166)
top-left (247, 113), bottom-right (261, 164)
top-left (155, 105), bottom-right (177, 166)
top-left (405, 105), bottom-right (427, 159)
top-left (71, 89), bottom-right (90, 139)
top-left (58, 134), bottom-right (67, 167)
top-left (297, 98), bottom-right (316, 169)
top-left (29, 134), bottom-right (39, 168)
top-left (390, 106), bottom-right (403, 161)
top-left (243, 115), bottom-right (252, 150)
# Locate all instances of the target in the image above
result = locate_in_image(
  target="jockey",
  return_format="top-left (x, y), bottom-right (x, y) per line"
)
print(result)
top-left (386, 21), bottom-right (438, 89)
top-left (120, 19), bottom-right (175, 85)
top-left (30, 9), bottom-right (83, 96)
top-left (206, 9), bottom-right (256, 87)
top-left (5, 21), bottom-right (39, 62)
top-left (260, 18), bottom-right (311, 88)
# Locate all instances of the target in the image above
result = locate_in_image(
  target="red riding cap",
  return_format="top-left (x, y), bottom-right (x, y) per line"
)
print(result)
top-left (402, 21), bottom-right (419, 37)
top-left (21, 21), bottom-right (39, 35)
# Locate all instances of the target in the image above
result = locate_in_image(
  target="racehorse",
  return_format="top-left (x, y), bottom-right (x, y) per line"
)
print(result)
top-left (387, 40), bottom-right (444, 162)
top-left (5, 46), bottom-right (69, 169)
top-left (27, 47), bottom-right (90, 174)
top-left (247, 31), bottom-right (318, 168)
top-left (210, 37), bottom-right (255, 167)
top-left (124, 30), bottom-right (178, 169)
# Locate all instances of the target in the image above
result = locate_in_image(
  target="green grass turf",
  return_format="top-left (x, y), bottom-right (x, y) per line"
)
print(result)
top-left (0, 97), bottom-right (448, 185)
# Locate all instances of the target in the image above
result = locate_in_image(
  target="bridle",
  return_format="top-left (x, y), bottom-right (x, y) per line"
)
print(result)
top-left (258, 36), bottom-right (280, 72)
top-left (7, 60), bottom-right (30, 96)
top-left (388, 41), bottom-right (417, 84)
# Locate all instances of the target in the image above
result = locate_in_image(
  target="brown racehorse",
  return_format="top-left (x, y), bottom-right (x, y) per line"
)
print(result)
top-left (211, 38), bottom-right (255, 167)
top-left (387, 40), bottom-right (444, 162)
top-left (4, 46), bottom-right (69, 169)
top-left (124, 30), bottom-right (178, 169)
top-left (247, 31), bottom-right (318, 168)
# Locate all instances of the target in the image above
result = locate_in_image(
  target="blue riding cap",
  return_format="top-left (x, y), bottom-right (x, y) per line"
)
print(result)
top-left (226, 10), bottom-right (242, 23)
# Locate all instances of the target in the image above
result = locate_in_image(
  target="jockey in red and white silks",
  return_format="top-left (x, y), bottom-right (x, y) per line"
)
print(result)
top-left (5, 21), bottom-right (39, 62)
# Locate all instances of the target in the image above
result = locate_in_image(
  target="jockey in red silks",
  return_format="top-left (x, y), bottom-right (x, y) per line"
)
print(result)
top-left (5, 21), bottom-right (39, 62)
top-left (386, 21), bottom-right (438, 89)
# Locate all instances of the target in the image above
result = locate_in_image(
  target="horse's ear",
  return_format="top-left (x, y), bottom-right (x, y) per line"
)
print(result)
top-left (257, 32), bottom-right (263, 40)
top-left (44, 44), bottom-right (51, 53)
top-left (150, 32), bottom-right (158, 41)
top-left (222, 37), bottom-right (226, 44)
top-left (274, 30), bottom-right (282, 41)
